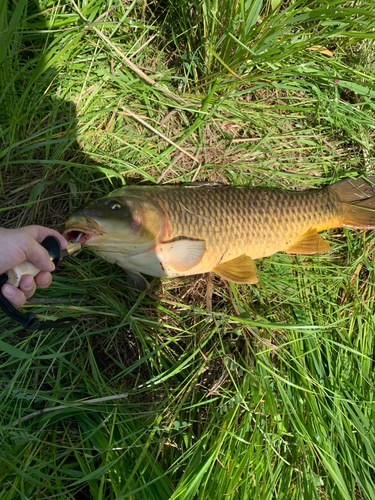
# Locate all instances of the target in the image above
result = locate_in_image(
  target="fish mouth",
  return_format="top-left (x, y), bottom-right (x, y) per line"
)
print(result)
top-left (63, 228), bottom-right (95, 244)
top-left (63, 217), bottom-right (103, 245)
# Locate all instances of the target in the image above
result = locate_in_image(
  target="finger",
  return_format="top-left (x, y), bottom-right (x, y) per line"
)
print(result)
top-left (23, 225), bottom-right (67, 250)
top-left (19, 274), bottom-right (36, 299)
top-left (34, 272), bottom-right (52, 288)
top-left (20, 235), bottom-right (55, 273)
top-left (1, 284), bottom-right (27, 308)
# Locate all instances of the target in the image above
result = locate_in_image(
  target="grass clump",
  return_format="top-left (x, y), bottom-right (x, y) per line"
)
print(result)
top-left (1, 0), bottom-right (375, 498)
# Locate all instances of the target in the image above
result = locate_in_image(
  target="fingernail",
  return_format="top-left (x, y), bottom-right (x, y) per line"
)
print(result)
top-left (3, 285), bottom-right (16, 299)
top-left (39, 275), bottom-right (50, 285)
top-left (22, 275), bottom-right (34, 290)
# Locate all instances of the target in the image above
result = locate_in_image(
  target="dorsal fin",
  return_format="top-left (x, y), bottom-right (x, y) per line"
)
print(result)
top-left (182, 182), bottom-right (222, 188)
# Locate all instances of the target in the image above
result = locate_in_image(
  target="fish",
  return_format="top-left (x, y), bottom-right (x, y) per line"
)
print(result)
top-left (63, 177), bottom-right (375, 289)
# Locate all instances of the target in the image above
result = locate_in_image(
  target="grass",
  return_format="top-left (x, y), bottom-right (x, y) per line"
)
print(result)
top-left (1, 0), bottom-right (375, 498)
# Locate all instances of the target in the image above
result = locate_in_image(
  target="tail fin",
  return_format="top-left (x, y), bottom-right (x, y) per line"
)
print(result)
top-left (330, 176), bottom-right (375, 229)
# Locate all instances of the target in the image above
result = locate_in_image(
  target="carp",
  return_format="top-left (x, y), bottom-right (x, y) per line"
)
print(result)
top-left (64, 177), bottom-right (375, 288)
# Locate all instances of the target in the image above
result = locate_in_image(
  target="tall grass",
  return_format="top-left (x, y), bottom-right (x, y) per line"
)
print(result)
top-left (1, 0), bottom-right (375, 498)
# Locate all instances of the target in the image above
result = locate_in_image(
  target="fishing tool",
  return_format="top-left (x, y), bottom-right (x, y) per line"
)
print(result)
top-left (0, 235), bottom-right (82, 330)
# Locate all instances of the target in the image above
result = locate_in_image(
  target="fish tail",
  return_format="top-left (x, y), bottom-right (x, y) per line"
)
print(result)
top-left (330, 176), bottom-right (375, 229)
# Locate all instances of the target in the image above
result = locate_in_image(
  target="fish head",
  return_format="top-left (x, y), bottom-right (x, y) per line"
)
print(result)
top-left (63, 191), bottom-right (164, 255)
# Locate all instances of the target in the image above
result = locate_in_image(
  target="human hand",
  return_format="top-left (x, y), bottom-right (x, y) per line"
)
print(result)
top-left (0, 226), bottom-right (67, 308)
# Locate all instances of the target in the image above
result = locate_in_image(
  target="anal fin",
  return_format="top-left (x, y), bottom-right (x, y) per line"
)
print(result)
top-left (285, 228), bottom-right (330, 255)
top-left (213, 254), bottom-right (258, 284)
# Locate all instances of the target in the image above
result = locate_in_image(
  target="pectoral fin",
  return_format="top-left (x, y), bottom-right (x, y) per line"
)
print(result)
top-left (126, 271), bottom-right (149, 291)
top-left (159, 239), bottom-right (206, 272)
top-left (285, 228), bottom-right (330, 254)
top-left (213, 254), bottom-right (258, 284)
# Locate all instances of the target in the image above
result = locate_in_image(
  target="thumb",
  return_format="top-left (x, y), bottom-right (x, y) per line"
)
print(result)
top-left (23, 225), bottom-right (67, 249)
top-left (23, 235), bottom-right (55, 273)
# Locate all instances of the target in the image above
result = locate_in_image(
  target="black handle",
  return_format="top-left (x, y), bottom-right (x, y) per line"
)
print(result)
top-left (40, 235), bottom-right (63, 268)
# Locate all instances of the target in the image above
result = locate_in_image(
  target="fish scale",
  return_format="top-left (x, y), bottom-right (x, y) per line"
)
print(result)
top-left (147, 186), bottom-right (339, 264)
top-left (64, 177), bottom-right (375, 285)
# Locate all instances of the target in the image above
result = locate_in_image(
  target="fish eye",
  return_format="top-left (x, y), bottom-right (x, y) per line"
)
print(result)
top-left (106, 200), bottom-right (122, 210)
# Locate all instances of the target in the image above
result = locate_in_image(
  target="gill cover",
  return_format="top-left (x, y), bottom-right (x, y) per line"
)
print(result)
top-left (81, 189), bottom-right (165, 248)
